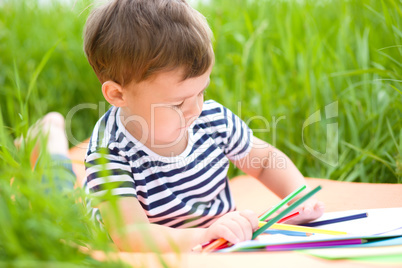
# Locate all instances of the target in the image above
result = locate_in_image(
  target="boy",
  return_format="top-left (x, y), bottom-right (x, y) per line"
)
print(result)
top-left (83, 0), bottom-right (324, 252)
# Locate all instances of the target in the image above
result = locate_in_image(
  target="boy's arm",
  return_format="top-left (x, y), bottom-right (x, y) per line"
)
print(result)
top-left (97, 197), bottom-right (258, 252)
top-left (232, 136), bottom-right (307, 197)
top-left (87, 145), bottom-right (257, 252)
top-left (98, 197), bottom-right (206, 252)
top-left (231, 136), bottom-right (324, 222)
top-left (86, 150), bottom-right (209, 252)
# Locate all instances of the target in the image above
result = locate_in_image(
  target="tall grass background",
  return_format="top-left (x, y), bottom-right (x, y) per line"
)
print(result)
top-left (0, 0), bottom-right (401, 264)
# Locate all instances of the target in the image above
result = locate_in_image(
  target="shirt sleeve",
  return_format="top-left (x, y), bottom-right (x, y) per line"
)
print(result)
top-left (85, 147), bottom-right (136, 203)
top-left (222, 105), bottom-right (254, 161)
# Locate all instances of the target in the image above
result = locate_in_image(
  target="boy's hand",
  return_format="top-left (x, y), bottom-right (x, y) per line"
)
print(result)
top-left (205, 210), bottom-right (258, 244)
top-left (282, 199), bottom-right (325, 224)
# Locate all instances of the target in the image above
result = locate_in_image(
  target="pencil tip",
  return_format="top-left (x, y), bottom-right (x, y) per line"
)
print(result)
top-left (191, 244), bottom-right (202, 252)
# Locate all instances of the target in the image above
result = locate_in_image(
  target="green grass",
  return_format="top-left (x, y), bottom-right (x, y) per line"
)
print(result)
top-left (0, 0), bottom-right (401, 264)
top-left (1, 0), bottom-right (401, 183)
top-left (199, 0), bottom-right (402, 183)
top-left (0, 113), bottom-right (127, 265)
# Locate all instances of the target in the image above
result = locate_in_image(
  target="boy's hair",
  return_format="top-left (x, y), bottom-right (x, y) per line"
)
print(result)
top-left (83, 0), bottom-right (214, 86)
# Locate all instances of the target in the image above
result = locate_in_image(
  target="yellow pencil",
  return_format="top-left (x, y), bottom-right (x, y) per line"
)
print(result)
top-left (258, 222), bottom-right (347, 235)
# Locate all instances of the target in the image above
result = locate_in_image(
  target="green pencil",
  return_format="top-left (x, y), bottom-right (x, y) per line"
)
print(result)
top-left (259, 184), bottom-right (307, 221)
top-left (252, 185), bottom-right (322, 239)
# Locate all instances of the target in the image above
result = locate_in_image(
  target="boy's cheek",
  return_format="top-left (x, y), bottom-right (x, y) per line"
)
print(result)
top-left (150, 109), bottom-right (187, 142)
top-left (153, 108), bottom-right (185, 128)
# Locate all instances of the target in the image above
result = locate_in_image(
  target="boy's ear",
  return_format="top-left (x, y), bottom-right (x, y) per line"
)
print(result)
top-left (102, 81), bottom-right (125, 107)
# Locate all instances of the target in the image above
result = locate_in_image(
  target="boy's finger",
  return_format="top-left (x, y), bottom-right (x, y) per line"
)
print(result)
top-left (219, 222), bottom-right (242, 244)
top-left (303, 203), bottom-right (313, 214)
top-left (275, 205), bottom-right (289, 214)
top-left (239, 209), bottom-right (259, 231)
top-left (233, 215), bottom-right (252, 240)
top-left (315, 201), bottom-right (326, 211)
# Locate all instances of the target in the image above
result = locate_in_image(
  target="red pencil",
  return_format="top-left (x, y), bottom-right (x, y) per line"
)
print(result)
top-left (278, 211), bottom-right (300, 223)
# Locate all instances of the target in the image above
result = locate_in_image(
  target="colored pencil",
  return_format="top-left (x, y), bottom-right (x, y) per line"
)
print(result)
top-left (258, 222), bottom-right (347, 235)
top-left (258, 209), bottom-right (299, 225)
top-left (252, 185), bottom-right (322, 239)
top-left (263, 229), bottom-right (312, 237)
top-left (259, 185), bottom-right (307, 221)
top-left (278, 211), bottom-right (300, 223)
top-left (201, 185), bottom-right (307, 253)
top-left (191, 242), bottom-right (207, 252)
top-left (265, 239), bottom-right (365, 251)
top-left (200, 237), bottom-right (226, 253)
top-left (301, 212), bottom-right (368, 227)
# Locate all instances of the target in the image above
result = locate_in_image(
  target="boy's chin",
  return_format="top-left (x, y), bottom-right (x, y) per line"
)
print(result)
top-left (153, 131), bottom-right (188, 144)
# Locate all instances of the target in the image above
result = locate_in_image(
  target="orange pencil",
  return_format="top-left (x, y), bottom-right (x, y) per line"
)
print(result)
top-left (201, 238), bottom-right (227, 253)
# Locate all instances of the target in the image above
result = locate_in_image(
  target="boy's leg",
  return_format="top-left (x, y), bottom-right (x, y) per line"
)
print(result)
top-left (49, 154), bottom-right (76, 191)
top-left (68, 138), bottom-right (90, 188)
top-left (17, 112), bottom-right (76, 191)
top-left (41, 112), bottom-right (76, 191)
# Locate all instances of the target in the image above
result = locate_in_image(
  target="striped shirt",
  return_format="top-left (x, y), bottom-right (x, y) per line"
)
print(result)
top-left (84, 99), bottom-right (253, 228)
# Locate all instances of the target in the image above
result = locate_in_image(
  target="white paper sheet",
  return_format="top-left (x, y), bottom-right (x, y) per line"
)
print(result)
top-left (218, 207), bottom-right (402, 253)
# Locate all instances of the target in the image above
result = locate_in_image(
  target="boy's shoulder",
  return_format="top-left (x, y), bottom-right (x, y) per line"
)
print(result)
top-left (86, 106), bottom-right (122, 155)
top-left (197, 99), bottom-right (236, 128)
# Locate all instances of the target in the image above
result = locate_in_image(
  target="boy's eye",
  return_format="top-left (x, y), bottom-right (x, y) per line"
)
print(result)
top-left (173, 89), bottom-right (206, 109)
top-left (198, 88), bottom-right (207, 96)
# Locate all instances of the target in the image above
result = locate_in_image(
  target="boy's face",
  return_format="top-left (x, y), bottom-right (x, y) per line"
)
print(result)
top-left (120, 66), bottom-right (212, 150)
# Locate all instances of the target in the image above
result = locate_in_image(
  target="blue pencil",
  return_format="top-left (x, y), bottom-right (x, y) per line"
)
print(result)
top-left (301, 212), bottom-right (368, 227)
top-left (263, 229), bottom-right (313, 237)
